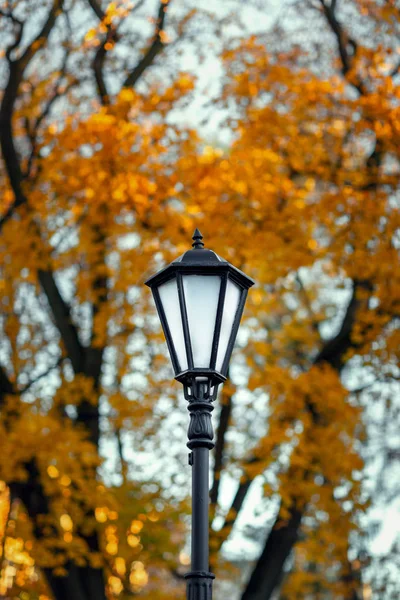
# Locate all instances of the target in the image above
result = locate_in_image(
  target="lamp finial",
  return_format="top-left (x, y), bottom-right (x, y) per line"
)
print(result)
top-left (192, 228), bottom-right (204, 249)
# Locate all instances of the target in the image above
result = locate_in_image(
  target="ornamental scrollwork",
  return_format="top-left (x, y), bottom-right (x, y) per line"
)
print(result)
top-left (188, 409), bottom-right (213, 442)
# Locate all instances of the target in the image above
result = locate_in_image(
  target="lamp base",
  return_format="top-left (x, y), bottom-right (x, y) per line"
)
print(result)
top-left (185, 571), bottom-right (215, 600)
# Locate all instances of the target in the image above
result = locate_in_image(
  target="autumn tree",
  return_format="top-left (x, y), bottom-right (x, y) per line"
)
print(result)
top-left (1, 1), bottom-right (400, 600)
top-left (177, 1), bottom-right (400, 598)
top-left (0, 1), bottom-right (210, 598)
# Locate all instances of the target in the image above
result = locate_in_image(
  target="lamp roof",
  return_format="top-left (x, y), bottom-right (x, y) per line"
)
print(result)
top-left (145, 229), bottom-right (255, 289)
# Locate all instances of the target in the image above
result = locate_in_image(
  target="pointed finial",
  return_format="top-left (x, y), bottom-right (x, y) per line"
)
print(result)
top-left (192, 228), bottom-right (204, 249)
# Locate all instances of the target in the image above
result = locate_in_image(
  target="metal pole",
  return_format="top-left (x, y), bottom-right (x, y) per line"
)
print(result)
top-left (185, 380), bottom-right (215, 600)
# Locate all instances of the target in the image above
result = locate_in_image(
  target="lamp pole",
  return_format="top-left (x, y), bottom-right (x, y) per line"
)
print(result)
top-left (185, 380), bottom-right (215, 599)
top-left (145, 230), bottom-right (254, 600)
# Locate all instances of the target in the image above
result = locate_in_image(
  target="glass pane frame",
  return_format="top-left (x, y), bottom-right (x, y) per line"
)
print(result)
top-left (151, 267), bottom-right (250, 384)
top-left (152, 282), bottom-right (182, 375)
top-left (218, 279), bottom-right (248, 376)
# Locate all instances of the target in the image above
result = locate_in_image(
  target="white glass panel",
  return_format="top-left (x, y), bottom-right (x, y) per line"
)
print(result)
top-left (158, 278), bottom-right (188, 371)
top-left (183, 275), bottom-right (221, 368)
top-left (216, 279), bottom-right (241, 371)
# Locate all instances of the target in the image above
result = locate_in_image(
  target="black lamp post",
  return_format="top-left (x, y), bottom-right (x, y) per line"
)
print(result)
top-left (145, 229), bottom-right (254, 600)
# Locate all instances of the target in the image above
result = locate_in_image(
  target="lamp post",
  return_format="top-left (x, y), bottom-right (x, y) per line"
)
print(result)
top-left (145, 229), bottom-right (254, 600)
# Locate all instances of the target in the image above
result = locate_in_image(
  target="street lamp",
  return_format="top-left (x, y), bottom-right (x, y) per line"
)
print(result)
top-left (145, 229), bottom-right (254, 599)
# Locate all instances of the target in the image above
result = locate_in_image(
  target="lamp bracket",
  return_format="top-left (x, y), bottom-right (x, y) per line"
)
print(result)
top-left (176, 370), bottom-right (225, 403)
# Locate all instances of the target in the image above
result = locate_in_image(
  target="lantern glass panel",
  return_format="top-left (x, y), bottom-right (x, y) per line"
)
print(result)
top-left (158, 277), bottom-right (188, 371)
top-left (216, 279), bottom-right (241, 371)
top-left (182, 274), bottom-right (221, 368)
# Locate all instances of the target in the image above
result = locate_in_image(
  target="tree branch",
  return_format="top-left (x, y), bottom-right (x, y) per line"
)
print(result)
top-left (93, 41), bottom-right (111, 105)
top-left (18, 358), bottom-right (63, 394)
top-left (0, 9), bottom-right (24, 62)
top-left (37, 270), bottom-right (84, 374)
top-left (319, 0), bottom-right (353, 75)
top-left (0, 365), bottom-right (14, 407)
top-left (86, 0), bottom-right (116, 105)
top-left (210, 460), bottom-right (255, 556)
top-left (315, 280), bottom-right (370, 371)
top-left (20, 0), bottom-right (63, 67)
top-left (92, 24), bottom-right (121, 105)
top-left (123, 0), bottom-right (170, 88)
top-left (296, 273), bottom-right (321, 337)
top-left (210, 383), bottom-right (233, 511)
top-left (87, 0), bottom-right (106, 20)
top-left (0, 1), bottom-right (86, 375)
top-left (25, 51), bottom-right (76, 178)
top-left (0, 0), bottom-right (64, 228)
top-left (319, 0), bottom-right (364, 94)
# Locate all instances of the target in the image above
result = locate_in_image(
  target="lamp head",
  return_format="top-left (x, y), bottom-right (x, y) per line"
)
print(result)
top-left (145, 229), bottom-right (255, 399)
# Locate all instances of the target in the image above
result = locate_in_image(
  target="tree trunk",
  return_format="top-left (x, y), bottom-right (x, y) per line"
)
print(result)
top-left (241, 509), bottom-right (302, 600)
top-left (241, 283), bottom-right (367, 599)
top-left (10, 460), bottom-right (107, 600)
top-left (44, 563), bottom-right (106, 600)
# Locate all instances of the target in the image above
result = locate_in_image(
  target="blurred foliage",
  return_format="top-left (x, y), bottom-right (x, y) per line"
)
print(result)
top-left (0, 0), bottom-right (399, 599)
